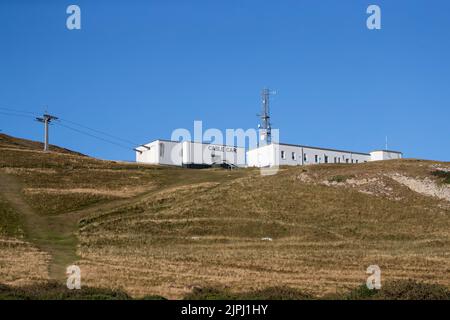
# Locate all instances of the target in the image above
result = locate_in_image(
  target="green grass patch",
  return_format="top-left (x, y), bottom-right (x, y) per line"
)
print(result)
top-left (0, 197), bottom-right (24, 237)
top-left (24, 192), bottom-right (117, 215)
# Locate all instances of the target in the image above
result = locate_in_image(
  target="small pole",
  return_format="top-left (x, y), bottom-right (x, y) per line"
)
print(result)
top-left (44, 118), bottom-right (49, 151)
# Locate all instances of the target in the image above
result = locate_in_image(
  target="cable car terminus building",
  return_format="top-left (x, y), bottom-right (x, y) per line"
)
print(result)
top-left (135, 89), bottom-right (402, 168)
top-left (135, 140), bottom-right (246, 168)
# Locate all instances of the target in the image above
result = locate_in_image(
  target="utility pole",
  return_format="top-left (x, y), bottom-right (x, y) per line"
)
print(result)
top-left (258, 88), bottom-right (275, 146)
top-left (36, 113), bottom-right (58, 151)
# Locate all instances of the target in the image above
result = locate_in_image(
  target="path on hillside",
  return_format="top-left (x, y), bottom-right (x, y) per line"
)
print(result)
top-left (0, 163), bottom-right (250, 285)
top-left (0, 172), bottom-right (78, 281)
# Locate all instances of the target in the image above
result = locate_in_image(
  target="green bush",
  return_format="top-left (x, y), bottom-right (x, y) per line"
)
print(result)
top-left (431, 170), bottom-right (450, 184)
top-left (372, 280), bottom-right (450, 300)
top-left (183, 287), bottom-right (237, 300)
top-left (184, 286), bottom-right (313, 300)
top-left (333, 280), bottom-right (450, 300)
top-left (184, 281), bottom-right (449, 300)
top-left (328, 175), bottom-right (354, 183)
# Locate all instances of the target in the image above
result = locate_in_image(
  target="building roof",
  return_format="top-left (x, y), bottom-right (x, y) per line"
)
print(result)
top-left (370, 150), bottom-right (403, 154)
top-left (137, 139), bottom-right (243, 149)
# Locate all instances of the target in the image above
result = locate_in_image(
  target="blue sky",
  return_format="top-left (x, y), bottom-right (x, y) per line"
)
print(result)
top-left (0, 0), bottom-right (449, 161)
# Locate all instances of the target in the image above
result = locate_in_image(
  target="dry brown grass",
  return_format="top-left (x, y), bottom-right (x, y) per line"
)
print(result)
top-left (0, 237), bottom-right (50, 286)
top-left (77, 160), bottom-right (450, 298)
top-left (0, 134), bottom-right (449, 299)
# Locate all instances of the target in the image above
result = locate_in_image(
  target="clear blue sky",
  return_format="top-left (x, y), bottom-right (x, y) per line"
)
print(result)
top-left (0, 0), bottom-right (449, 161)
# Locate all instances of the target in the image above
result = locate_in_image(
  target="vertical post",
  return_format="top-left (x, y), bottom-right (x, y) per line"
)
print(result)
top-left (36, 113), bottom-right (58, 152)
top-left (44, 118), bottom-right (49, 151)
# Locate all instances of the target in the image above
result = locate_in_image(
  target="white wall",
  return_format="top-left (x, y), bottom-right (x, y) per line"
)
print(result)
top-left (136, 140), bottom-right (159, 164)
top-left (247, 144), bottom-right (276, 167)
top-left (247, 143), bottom-right (372, 167)
top-left (137, 140), bottom-right (245, 167)
top-left (182, 141), bottom-right (246, 167)
top-left (161, 140), bottom-right (183, 166)
top-left (370, 150), bottom-right (403, 161)
top-left (300, 146), bottom-right (371, 165)
top-left (136, 140), bottom-right (182, 166)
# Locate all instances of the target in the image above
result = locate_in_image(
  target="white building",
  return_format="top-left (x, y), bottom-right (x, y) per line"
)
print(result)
top-left (135, 140), bottom-right (246, 168)
top-left (247, 143), bottom-right (402, 167)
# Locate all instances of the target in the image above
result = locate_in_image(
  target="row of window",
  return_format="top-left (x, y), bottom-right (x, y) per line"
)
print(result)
top-left (280, 150), bottom-right (363, 164)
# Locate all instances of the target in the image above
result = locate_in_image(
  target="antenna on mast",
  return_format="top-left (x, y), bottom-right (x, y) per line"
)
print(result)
top-left (257, 88), bottom-right (275, 146)
top-left (385, 136), bottom-right (388, 151)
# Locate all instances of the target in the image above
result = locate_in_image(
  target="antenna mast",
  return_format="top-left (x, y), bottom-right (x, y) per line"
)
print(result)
top-left (258, 88), bottom-right (275, 145)
top-left (36, 113), bottom-right (58, 151)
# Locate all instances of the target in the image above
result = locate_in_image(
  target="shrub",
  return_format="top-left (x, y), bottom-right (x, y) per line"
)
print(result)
top-left (336, 280), bottom-right (450, 300)
top-left (184, 286), bottom-right (312, 300)
top-left (328, 175), bottom-right (354, 183)
top-left (0, 282), bottom-right (132, 300)
top-left (431, 170), bottom-right (450, 184)
top-left (372, 280), bottom-right (450, 300)
top-left (183, 287), bottom-right (237, 300)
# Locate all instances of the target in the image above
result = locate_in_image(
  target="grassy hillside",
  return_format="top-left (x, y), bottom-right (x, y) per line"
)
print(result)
top-left (0, 133), bottom-right (449, 299)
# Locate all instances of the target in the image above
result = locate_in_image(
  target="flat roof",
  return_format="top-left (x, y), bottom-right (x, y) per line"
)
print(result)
top-left (138, 139), bottom-right (243, 149)
top-left (370, 149), bottom-right (403, 154)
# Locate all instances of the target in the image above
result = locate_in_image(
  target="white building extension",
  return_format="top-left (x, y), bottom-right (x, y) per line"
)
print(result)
top-left (135, 139), bottom-right (246, 168)
top-left (369, 150), bottom-right (404, 161)
top-left (247, 143), bottom-right (402, 168)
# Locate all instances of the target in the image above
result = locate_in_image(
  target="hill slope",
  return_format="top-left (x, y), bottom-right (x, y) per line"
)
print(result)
top-left (0, 133), bottom-right (449, 298)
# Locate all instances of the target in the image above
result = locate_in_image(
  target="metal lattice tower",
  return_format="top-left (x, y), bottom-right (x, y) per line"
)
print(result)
top-left (258, 88), bottom-right (275, 145)
top-left (36, 113), bottom-right (58, 151)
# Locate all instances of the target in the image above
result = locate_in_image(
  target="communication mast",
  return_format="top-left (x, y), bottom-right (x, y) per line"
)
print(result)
top-left (258, 88), bottom-right (275, 146)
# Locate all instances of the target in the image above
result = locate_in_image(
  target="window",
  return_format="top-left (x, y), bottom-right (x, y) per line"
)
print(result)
top-left (159, 143), bottom-right (165, 157)
top-left (304, 154), bottom-right (307, 162)
top-left (315, 155), bottom-right (318, 163)
top-left (281, 150), bottom-right (286, 159)
top-left (334, 157), bottom-right (337, 163)
top-left (355, 160), bottom-right (359, 164)
top-left (324, 155), bottom-right (328, 163)
top-left (346, 158), bottom-right (349, 163)
top-left (292, 152), bottom-right (296, 160)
